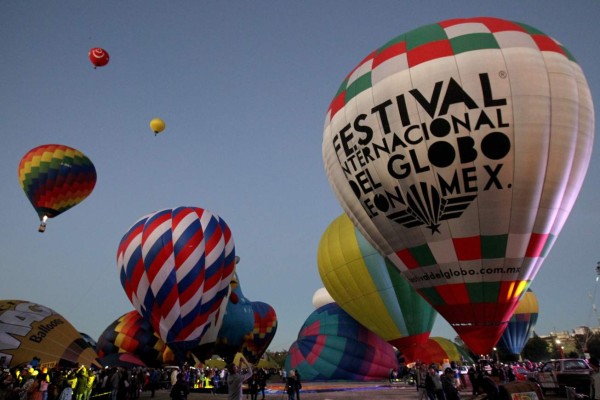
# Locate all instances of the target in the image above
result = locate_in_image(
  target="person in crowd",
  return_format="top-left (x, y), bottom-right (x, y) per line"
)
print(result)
top-left (476, 372), bottom-right (500, 400)
top-left (169, 370), bottom-right (178, 392)
top-left (507, 365), bottom-right (516, 383)
top-left (293, 370), bottom-right (301, 400)
top-left (148, 370), bottom-right (160, 398)
top-left (425, 364), bottom-right (445, 400)
top-left (20, 369), bottom-right (37, 400)
top-left (73, 367), bottom-right (87, 400)
top-left (108, 369), bottom-right (120, 400)
top-left (56, 381), bottom-right (72, 400)
top-left (285, 370), bottom-right (300, 400)
top-left (441, 368), bottom-right (460, 400)
top-left (257, 368), bottom-right (267, 400)
top-left (590, 357), bottom-right (600, 400)
top-left (247, 371), bottom-right (259, 400)
top-left (168, 374), bottom-right (188, 400)
top-left (415, 362), bottom-right (428, 400)
top-left (226, 357), bottom-right (252, 400)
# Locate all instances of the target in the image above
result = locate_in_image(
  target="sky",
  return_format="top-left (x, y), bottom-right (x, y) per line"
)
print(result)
top-left (1, 1), bottom-right (600, 355)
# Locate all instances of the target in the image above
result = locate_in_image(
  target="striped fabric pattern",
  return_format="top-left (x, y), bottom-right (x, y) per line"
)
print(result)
top-left (18, 144), bottom-right (96, 220)
top-left (117, 207), bottom-right (235, 359)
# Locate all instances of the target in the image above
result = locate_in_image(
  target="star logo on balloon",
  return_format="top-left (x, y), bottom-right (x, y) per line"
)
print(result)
top-left (375, 182), bottom-right (476, 234)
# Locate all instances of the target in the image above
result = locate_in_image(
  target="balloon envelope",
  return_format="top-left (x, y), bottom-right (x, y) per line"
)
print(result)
top-left (322, 17), bottom-right (594, 355)
top-left (241, 301), bottom-right (278, 364)
top-left (497, 289), bottom-right (539, 355)
top-left (98, 352), bottom-right (146, 368)
top-left (149, 118), bottom-right (166, 135)
top-left (117, 206), bottom-right (236, 360)
top-left (285, 303), bottom-right (399, 381)
top-left (214, 273), bottom-right (254, 363)
top-left (89, 48), bottom-right (109, 68)
top-left (96, 311), bottom-right (168, 368)
top-left (318, 213), bottom-right (436, 358)
top-left (312, 287), bottom-right (335, 309)
top-left (18, 144), bottom-right (97, 230)
top-left (406, 337), bottom-right (474, 366)
top-left (0, 300), bottom-right (100, 368)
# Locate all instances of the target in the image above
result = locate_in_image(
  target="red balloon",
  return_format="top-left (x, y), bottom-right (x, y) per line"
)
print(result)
top-left (89, 47), bottom-right (109, 68)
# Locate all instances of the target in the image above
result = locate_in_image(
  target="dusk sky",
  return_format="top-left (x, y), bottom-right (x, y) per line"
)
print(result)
top-left (1, 1), bottom-right (599, 354)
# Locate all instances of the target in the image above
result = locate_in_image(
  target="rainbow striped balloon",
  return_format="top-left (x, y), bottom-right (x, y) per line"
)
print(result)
top-left (96, 310), bottom-right (167, 368)
top-left (117, 207), bottom-right (235, 361)
top-left (18, 144), bottom-right (96, 231)
top-left (497, 289), bottom-right (539, 355)
top-left (241, 301), bottom-right (278, 364)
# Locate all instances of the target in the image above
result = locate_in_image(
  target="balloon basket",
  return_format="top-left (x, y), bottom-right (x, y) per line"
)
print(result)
top-left (38, 222), bottom-right (46, 233)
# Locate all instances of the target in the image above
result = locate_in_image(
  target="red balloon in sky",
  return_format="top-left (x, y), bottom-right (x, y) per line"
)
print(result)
top-left (89, 48), bottom-right (109, 68)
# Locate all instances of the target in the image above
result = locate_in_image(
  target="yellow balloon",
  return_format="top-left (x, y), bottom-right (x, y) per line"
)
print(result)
top-left (149, 118), bottom-right (165, 135)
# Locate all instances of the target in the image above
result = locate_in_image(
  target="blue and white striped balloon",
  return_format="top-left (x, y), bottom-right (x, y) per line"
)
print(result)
top-left (117, 206), bottom-right (235, 359)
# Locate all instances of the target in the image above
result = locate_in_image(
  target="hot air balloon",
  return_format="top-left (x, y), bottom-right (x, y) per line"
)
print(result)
top-left (89, 48), bottom-right (109, 68)
top-left (117, 206), bottom-right (236, 363)
top-left (0, 300), bottom-right (100, 368)
top-left (79, 332), bottom-right (97, 350)
top-left (150, 118), bottom-right (166, 135)
top-left (322, 17), bottom-right (594, 355)
top-left (96, 311), bottom-right (168, 368)
top-left (496, 289), bottom-right (539, 356)
top-left (407, 337), bottom-right (474, 366)
top-left (18, 144), bottom-right (97, 232)
top-left (241, 301), bottom-right (278, 364)
top-left (312, 287), bottom-right (335, 309)
top-left (318, 213), bottom-right (437, 360)
top-left (213, 272), bottom-right (254, 363)
top-left (285, 303), bottom-right (399, 381)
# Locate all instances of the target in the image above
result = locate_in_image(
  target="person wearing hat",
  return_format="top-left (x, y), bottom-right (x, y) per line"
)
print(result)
top-left (590, 358), bottom-right (600, 400)
top-left (441, 367), bottom-right (460, 400)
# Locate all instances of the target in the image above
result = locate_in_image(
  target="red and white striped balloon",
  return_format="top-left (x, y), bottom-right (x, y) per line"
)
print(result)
top-left (117, 207), bottom-right (235, 357)
top-left (89, 47), bottom-right (109, 68)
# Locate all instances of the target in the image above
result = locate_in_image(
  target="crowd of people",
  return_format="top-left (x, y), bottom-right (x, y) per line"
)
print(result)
top-left (0, 359), bottom-right (279, 400)
top-left (412, 360), bottom-right (544, 400)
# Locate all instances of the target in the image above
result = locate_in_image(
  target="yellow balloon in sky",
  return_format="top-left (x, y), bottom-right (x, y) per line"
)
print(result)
top-left (149, 118), bottom-right (166, 135)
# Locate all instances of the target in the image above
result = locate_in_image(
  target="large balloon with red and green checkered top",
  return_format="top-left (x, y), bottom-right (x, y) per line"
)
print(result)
top-left (322, 17), bottom-right (594, 355)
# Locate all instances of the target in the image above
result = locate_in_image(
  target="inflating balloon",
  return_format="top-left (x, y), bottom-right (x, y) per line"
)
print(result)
top-left (241, 301), bottom-right (278, 364)
top-left (496, 289), bottom-right (538, 356)
top-left (214, 273), bottom-right (254, 363)
top-left (18, 144), bottom-right (97, 232)
top-left (96, 311), bottom-right (168, 368)
top-left (149, 118), bottom-right (166, 135)
top-left (312, 287), bottom-right (335, 309)
top-left (117, 206), bottom-right (236, 362)
top-left (89, 48), bottom-right (109, 68)
top-left (285, 303), bottom-right (399, 381)
top-left (322, 17), bottom-right (594, 355)
top-left (0, 300), bottom-right (100, 368)
top-left (318, 213), bottom-right (436, 359)
top-left (407, 337), bottom-right (474, 365)
top-left (79, 332), bottom-right (97, 350)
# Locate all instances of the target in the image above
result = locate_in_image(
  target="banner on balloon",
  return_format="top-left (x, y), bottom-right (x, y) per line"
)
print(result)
top-left (0, 300), bottom-right (100, 368)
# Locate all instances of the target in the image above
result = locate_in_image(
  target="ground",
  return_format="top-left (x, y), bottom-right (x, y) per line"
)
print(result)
top-left (138, 380), bottom-right (566, 400)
